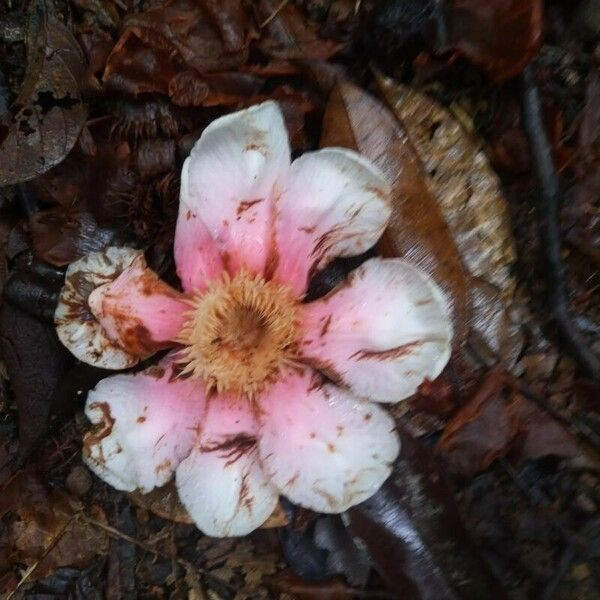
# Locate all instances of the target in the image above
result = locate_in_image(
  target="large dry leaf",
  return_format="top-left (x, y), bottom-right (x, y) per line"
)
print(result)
top-left (376, 75), bottom-right (516, 300)
top-left (321, 81), bottom-right (470, 347)
top-left (375, 75), bottom-right (523, 364)
top-left (0, 0), bottom-right (87, 185)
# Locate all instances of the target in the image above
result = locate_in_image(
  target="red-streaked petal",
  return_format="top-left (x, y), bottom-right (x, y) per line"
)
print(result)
top-left (300, 258), bottom-right (452, 403)
top-left (175, 101), bottom-right (290, 288)
top-left (88, 253), bottom-right (189, 360)
top-left (83, 356), bottom-right (206, 493)
top-left (270, 148), bottom-right (391, 296)
top-left (257, 370), bottom-right (399, 513)
top-left (176, 394), bottom-right (278, 537)
top-left (56, 247), bottom-right (146, 369)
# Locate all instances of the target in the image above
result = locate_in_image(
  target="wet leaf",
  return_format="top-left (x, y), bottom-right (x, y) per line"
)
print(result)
top-left (0, 303), bottom-right (70, 459)
top-left (437, 372), bottom-right (583, 479)
top-left (444, 0), bottom-right (544, 81)
top-left (374, 75), bottom-right (523, 363)
top-left (0, 0), bottom-right (87, 185)
top-left (267, 570), bottom-right (357, 600)
top-left (321, 80), bottom-right (470, 347)
top-left (0, 469), bottom-right (108, 582)
top-left (348, 426), bottom-right (509, 599)
top-left (376, 75), bottom-right (516, 299)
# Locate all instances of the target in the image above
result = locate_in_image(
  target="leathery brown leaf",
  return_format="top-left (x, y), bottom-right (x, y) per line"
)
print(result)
top-left (375, 74), bottom-right (523, 364)
top-left (348, 426), bottom-right (508, 600)
top-left (443, 0), bottom-right (544, 82)
top-left (0, 468), bottom-right (108, 583)
top-left (0, 0), bottom-right (87, 185)
top-left (437, 371), bottom-right (584, 479)
top-left (320, 80), bottom-right (470, 349)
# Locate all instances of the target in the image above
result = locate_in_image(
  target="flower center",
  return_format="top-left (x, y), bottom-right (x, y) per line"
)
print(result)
top-left (177, 272), bottom-right (300, 398)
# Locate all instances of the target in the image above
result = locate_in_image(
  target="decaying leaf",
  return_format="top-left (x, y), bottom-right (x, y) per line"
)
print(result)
top-left (0, 0), bottom-right (87, 185)
top-left (444, 0), bottom-right (544, 81)
top-left (267, 570), bottom-right (357, 600)
top-left (375, 75), bottom-right (524, 365)
top-left (0, 469), bottom-right (108, 582)
top-left (376, 75), bottom-right (516, 300)
top-left (321, 80), bottom-right (470, 348)
top-left (437, 372), bottom-right (584, 479)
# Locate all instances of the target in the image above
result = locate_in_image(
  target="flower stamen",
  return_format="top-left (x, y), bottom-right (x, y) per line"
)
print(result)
top-left (177, 271), bottom-right (300, 398)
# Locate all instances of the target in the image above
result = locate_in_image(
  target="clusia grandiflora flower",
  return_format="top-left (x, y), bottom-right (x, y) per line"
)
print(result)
top-left (55, 102), bottom-right (452, 537)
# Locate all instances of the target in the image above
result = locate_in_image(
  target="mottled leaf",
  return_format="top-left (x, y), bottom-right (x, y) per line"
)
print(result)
top-left (375, 75), bottom-right (522, 363)
top-left (0, 0), bottom-right (87, 185)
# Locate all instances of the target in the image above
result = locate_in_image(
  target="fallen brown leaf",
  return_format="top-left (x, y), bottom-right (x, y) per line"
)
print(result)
top-left (0, 0), bottom-right (87, 185)
top-left (444, 0), bottom-right (544, 81)
top-left (0, 469), bottom-right (108, 583)
top-left (321, 80), bottom-right (470, 348)
top-left (438, 372), bottom-right (583, 479)
top-left (268, 570), bottom-right (357, 600)
top-left (375, 75), bottom-right (525, 365)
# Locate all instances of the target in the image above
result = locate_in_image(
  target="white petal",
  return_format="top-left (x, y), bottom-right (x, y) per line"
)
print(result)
top-left (175, 101), bottom-right (290, 287)
top-left (300, 258), bottom-right (453, 403)
top-left (176, 394), bottom-right (278, 537)
top-left (55, 247), bottom-right (142, 369)
top-left (258, 370), bottom-right (399, 513)
top-left (271, 148), bottom-right (391, 296)
top-left (83, 356), bottom-right (206, 493)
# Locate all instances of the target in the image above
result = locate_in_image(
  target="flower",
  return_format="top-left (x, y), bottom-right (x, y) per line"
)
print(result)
top-left (55, 101), bottom-right (452, 537)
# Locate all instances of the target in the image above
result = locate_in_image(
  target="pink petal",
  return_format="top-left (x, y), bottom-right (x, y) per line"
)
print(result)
top-left (257, 370), bottom-right (399, 513)
top-left (176, 394), bottom-right (278, 537)
top-left (270, 148), bottom-right (391, 296)
top-left (175, 101), bottom-right (290, 288)
top-left (56, 247), bottom-right (151, 369)
top-left (300, 258), bottom-right (452, 403)
top-left (83, 356), bottom-right (206, 493)
top-left (87, 252), bottom-right (189, 361)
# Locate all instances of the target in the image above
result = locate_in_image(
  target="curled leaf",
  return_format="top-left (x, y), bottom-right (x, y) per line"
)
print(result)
top-left (0, 0), bottom-right (87, 185)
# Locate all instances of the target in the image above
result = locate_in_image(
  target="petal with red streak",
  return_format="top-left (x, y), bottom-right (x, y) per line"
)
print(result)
top-left (176, 394), bottom-right (278, 537)
top-left (257, 370), bottom-right (399, 513)
top-left (270, 148), bottom-right (391, 296)
top-left (83, 356), bottom-right (205, 493)
top-left (175, 101), bottom-right (290, 288)
top-left (56, 247), bottom-right (148, 369)
top-left (300, 258), bottom-right (452, 403)
top-left (88, 253), bottom-right (189, 361)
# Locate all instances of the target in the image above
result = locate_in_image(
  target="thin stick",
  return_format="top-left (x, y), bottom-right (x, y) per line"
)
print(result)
top-left (7, 516), bottom-right (74, 599)
top-left (260, 0), bottom-right (290, 28)
top-left (520, 65), bottom-right (600, 380)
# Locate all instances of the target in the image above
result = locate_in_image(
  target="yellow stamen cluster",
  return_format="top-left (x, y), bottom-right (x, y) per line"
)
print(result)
top-left (177, 271), bottom-right (300, 398)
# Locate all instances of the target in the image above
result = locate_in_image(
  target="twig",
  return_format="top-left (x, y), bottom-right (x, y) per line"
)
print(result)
top-left (83, 515), bottom-right (194, 569)
top-left (260, 0), bottom-right (290, 28)
top-left (6, 515), bottom-right (75, 599)
top-left (520, 65), bottom-right (600, 380)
